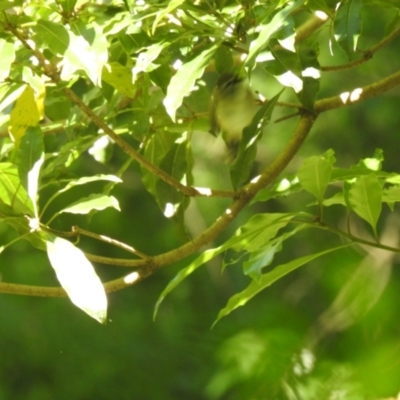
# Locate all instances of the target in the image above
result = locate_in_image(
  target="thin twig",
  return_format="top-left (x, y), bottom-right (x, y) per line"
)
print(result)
top-left (71, 226), bottom-right (149, 259)
top-left (321, 25), bottom-right (400, 72)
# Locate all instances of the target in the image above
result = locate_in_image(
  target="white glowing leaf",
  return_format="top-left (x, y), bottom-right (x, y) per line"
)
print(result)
top-left (47, 235), bottom-right (107, 323)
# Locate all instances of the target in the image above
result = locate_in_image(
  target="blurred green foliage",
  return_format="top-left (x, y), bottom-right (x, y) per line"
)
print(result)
top-left (1, 0), bottom-right (400, 399)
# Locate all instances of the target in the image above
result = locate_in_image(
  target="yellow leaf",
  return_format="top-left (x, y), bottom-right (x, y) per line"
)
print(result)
top-left (22, 67), bottom-right (46, 119)
top-left (9, 85), bottom-right (40, 146)
top-left (102, 62), bottom-right (136, 98)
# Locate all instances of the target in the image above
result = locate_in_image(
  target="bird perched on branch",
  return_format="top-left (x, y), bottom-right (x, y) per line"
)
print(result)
top-left (209, 72), bottom-right (258, 159)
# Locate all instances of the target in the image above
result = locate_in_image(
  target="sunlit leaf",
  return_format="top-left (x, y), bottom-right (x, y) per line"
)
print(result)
top-left (46, 235), bottom-right (107, 323)
top-left (0, 83), bottom-right (25, 114)
top-left (246, 0), bottom-right (305, 68)
top-left (348, 174), bottom-right (382, 235)
top-left (298, 149), bottom-right (335, 201)
top-left (360, 148), bottom-right (383, 171)
top-left (164, 44), bottom-right (217, 121)
top-left (59, 175), bottom-right (122, 194)
top-left (17, 126), bottom-right (44, 218)
top-left (58, 194), bottom-right (120, 215)
top-left (36, 20), bottom-right (69, 54)
top-left (306, 0), bottom-right (334, 17)
top-left (0, 39), bottom-right (15, 81)
top-left (251, 174), bottom-right (301, 204)
top-left (334, 0), bottom-right (363, 59)
top-left (132, 42), bottom-right (168, 81)
top-left (152, 0), bottom-right (185, 34)
top-left (0, 163), bottom-right (34, 215)
top-left (61, 26), bottom-right (108, 86)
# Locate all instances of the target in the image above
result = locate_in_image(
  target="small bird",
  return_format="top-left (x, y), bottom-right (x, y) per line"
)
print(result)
top-left (209, 72), bottom-right (258, 158)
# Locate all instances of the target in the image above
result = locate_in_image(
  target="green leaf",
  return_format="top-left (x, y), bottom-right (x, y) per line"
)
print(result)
top-left (36, 20), bottom-right (69, 54)
top-left (267, 43), bottom-right (303, 92)
top-left (41, 136), bottom-right (98, 179)
top-left (17, 126), bottom-right (44, 218)
top-left (322, 191), bottom-right (346, 207)
top-left (46, 235), bottom-right (107, 323)
top-left (383, 185), bottom-right (400, 206)
top-left (251, 174), bottom-right (302, 204)
top-left (298, 150), bottom-right (335, 201)
top-left (58, 0), bottom-right (77, 13)
top-left (0, 83), bottom-right (25, 114)
top-left (142, 132), bottom-right (176, 199)
top-left (243, 224), bottom-right (307, 282)
top-left (0, 39), bottom-right (15, 81)
top-left (102, 62), bottom-right (136, 98)
top-left (42, 174), bottom-right (122, 221)
top-left (163, 44), bottom-right (217, 121)
top-left (230, 90), bottom-right (282, 189)
top-left (246, 0), bottom-right (305, 68)
top-left (44, 88), bottom-right (71, 121)
top-left (0, 163), bottom-right (34, 215)
top-left (132, 42), bottom-right (169, 81)
top-left (59, 175), bottom-right (122, 194)
top-left (334, 0), bottom-right (363, 59)
top-left (213, 244), bottom-right (350, 327)
top-left (155, 133), bottom-right (191, 218)
top-left (154, 213), bottom-right (298, 318)
top-left (348, 174), bottom-right (382, 235)
top-left (58, 194), bottom-right (120, 215)
top-left (61, 25), bottom-right (108, 86)
top-left (296, 36), bottom-right (321, 111)
top-left (9, 85), bottom-right (40, 146)
top-left (0, 0), bottom-right (23, 11)
top-left (230, 213), bottom-right (298, 253)
top-left (3, 216), bottom-right (47, 250)
top-left (214, 45), bottom-right (234, 74)
top-left (148, 60), bottom-right (172, 93)
top-left (359, 148), bottom-right (383, 171)
top-left (152, 0), bottom-right (185, 34)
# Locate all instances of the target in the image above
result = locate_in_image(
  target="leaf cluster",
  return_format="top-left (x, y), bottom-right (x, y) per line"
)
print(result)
top-left (0, 0), bottom-right (399, 332)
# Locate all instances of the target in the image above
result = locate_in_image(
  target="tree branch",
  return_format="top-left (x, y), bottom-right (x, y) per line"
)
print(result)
top-left (0, 114), bottom-right (315, 296)
top-left (315, 69), bottom-right (400, 113)
top-left (321, 25), bottom-right (400, 72)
